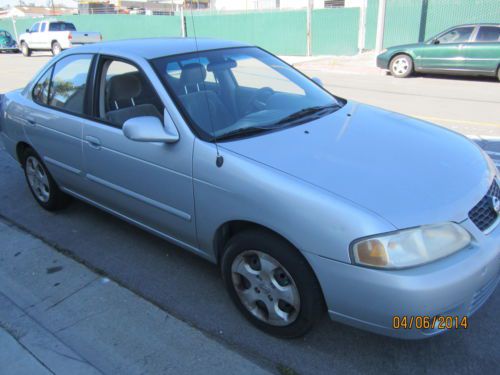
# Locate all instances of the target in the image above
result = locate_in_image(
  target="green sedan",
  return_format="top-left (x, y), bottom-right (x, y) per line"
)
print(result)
top-left (377, 24), bottom-right (500, 80)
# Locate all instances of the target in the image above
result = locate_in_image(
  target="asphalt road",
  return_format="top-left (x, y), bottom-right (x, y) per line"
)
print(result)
top-left (0, 52), bottom-right (499, 375)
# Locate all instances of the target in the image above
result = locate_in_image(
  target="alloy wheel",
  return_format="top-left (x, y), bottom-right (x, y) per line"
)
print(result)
top-left (231, 250), bottom-right (300, 326)
top-left (25, 156), bottom-right (50, 203)
top-left (392, 57), bottom-right (409, 76)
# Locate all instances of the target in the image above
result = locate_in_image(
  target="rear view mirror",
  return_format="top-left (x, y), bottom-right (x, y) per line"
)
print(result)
top-left (123, 114), bottom-right (179, 143)
top-left (312, 77), bottom-right (323, 87)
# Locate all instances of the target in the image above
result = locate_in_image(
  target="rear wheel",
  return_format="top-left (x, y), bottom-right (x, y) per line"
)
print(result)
top-left (497, 66), bottom-right (500, 81)
top-left (221, 230), bottom-right (324, 338)
top-left (390, 54), bottom-right (413, 78)
top-left (22, 148), bottom-right (70, 211)
top-left (51, 41), bottom-right (62, 56)
top-left (21, 42), bottom-right (31, 57)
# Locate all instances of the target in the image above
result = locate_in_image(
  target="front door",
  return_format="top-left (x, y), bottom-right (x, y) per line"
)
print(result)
top-left (417, 26), bottom-right (475, 72)
top-left (81, 57), bottom-right (197, 246)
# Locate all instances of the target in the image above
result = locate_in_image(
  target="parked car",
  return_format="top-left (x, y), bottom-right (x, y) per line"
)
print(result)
top-left (18, 20), bottom-right (101, 57)
top-left (377, 23), bottom-right (500, 79)
top-left (0, 39), bottom-right (498, 339)
top-left (0, 29), bottom-right (18, 53)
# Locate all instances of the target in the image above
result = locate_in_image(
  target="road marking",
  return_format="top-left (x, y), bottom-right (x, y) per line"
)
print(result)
top-left (414, 116), bottom-right (500, 128)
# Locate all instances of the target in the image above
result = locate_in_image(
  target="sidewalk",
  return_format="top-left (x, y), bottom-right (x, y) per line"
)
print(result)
top-left (280, 51), bottom-right (384, 76)
top-left (0, 219), bottom-right (274, 375)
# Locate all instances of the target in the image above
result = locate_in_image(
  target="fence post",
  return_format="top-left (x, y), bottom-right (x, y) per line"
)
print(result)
top-left (375, 0), bottom-right (386, 53)
top-left (357, 0), bottom-right (367, 53)
top-left (11, 17), bottom-right (19, 43)
top-left (306, 0), bottom-right (313, 56)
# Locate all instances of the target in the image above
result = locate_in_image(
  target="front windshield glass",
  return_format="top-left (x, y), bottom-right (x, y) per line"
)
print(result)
top-left (151, 47), bottom-right (342, 140)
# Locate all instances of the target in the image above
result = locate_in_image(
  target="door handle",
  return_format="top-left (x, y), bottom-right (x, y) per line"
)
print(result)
top-left (25, 116), bottom-right (36, 126)
top-left (85, 135), bottom-right (101, 149)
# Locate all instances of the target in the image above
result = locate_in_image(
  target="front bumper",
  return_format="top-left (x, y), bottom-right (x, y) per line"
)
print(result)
top-left (376, 53), bottom-right (390, 69)
top-left (306, 219), bottom-right (500, 339)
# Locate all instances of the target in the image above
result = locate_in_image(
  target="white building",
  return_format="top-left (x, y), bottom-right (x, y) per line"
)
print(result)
top-left (211, 0), bottom-right (364, 11)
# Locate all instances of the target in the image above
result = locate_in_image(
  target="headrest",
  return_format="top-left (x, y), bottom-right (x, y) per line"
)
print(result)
top-left (108, 73), bottom-right (142, 101)
top-left (180, 63), bottom-right (207, 88)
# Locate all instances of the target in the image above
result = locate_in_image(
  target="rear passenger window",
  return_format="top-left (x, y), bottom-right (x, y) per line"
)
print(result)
top-left (476, 27), bottom-right (500, 42)
top-left (98, 59), bottom-right (163, 128)
top-left (32, 68), bottom-right (53, 105)
top-left (47, 54), bottom-right (93, 115)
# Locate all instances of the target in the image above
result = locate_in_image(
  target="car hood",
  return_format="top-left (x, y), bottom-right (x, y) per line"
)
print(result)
top-left (386, 43), bottom-right (424, 51)
top-left (220, 102), bottom-right (492, 229)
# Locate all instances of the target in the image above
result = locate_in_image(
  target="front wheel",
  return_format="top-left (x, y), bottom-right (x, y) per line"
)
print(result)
top-left (22, 148), bottom-right (70, 211)
top-left (390, 54), bottom-right (413, 78)
top-left (21, 42), bottom-right (31, 57)
top-left (221, 230), bottom-right (324, 338)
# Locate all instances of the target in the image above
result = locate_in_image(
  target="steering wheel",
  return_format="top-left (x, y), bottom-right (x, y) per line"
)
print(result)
top-left (244, 87), bottom-right (274, 115)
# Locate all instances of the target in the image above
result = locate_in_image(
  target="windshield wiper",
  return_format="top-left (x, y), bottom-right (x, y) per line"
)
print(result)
top-left (215, 104), bottom-right (342, 141)
top-left (272, 104), bottom-right (341, 127)
top-left (215, 126), bottom-right (273, 141)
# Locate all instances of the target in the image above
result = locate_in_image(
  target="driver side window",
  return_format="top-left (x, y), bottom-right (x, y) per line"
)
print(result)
top-left (437, 27), bottom-right (474, 44)
top-left (98, 59), bottom-right (163, 128)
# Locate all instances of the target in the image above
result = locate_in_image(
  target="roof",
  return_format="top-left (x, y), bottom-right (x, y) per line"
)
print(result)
top-left (73, 37), bottom-right (251, 59)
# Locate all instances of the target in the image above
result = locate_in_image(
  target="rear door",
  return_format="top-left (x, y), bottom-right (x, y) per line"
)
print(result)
top-left (22, 53), bottom-right (95, 192)
top-left (464, 25), bottom-right (500, 75)
top-left (418, 26), bottom-right (475, 72)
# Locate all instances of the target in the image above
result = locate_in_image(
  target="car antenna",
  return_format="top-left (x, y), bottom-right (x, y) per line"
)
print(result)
top-left (189, 1), bottom-right (224, 168)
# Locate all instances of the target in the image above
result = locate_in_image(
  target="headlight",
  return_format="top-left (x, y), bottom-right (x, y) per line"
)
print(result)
top-left (351, 222), bottom-right (471, 269)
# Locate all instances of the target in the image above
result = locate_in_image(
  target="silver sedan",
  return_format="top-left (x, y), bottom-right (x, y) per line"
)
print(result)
top-left (0, 38), bottom-right (498, 339)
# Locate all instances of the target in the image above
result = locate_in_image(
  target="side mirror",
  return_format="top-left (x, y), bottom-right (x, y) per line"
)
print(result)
top-left (312, 77), bottom-right (323, 87)
top-left (123, 114), bottom-right (179, 143)
top-left (26, 29), bottom-right (30, 33)
top-left (433, 39), bottom-right (440, 45)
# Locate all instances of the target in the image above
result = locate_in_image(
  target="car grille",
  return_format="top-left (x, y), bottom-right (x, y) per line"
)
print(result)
top-left (468, 180), bottom-right (500, 231)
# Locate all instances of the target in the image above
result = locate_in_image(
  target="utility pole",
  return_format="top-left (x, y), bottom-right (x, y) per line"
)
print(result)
top-left (375, 0), bottom-right (386, 53)
top-left (180, 5), bottom-right (186, 37)
top-left (306, 0), bottom-right (313, 56)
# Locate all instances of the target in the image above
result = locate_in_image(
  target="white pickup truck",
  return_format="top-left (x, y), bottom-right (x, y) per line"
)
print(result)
top-left (19, 20), bottom-right (101, 57)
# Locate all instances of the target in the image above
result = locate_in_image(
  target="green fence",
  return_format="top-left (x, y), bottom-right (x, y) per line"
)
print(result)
top-left (185, 11), bottom-right (308, 56)
top-left (369, 0), bottom-right (500, 48)
top-left (0, 15), bottom-right (181, 42)
top-left (1, 9), bottom-right (360, 57)
top-left (312, 8), bottom-right (360, 55)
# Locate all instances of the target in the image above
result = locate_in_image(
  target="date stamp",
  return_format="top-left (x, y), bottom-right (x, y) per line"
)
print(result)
top-left (392, 315), bottom-right (469, 330)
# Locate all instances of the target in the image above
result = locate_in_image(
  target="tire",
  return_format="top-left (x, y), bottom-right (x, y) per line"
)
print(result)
top-left (21, 148), bottom-right (70, 211)
top-left (51, 41), bottom-right (61, 56)
top-left (221, 229), bottom-right (324, 338)
top-left (497, 67), bottom-right (500, 81)
top-left (390, 54), bottom-right (413, 78)
top-left (21, 42), bottom-right (31, 57)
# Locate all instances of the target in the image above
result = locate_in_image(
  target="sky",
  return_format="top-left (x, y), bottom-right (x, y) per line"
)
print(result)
top-left (0, 0), bottom-right (77, 8)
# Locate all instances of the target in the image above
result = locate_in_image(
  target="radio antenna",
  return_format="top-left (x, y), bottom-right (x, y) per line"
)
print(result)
top-left (188, 1), bottom-right (223, 167)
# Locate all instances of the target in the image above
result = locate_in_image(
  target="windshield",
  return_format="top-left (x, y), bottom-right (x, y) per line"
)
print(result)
top-left (151, 47), bottom-right (342, 141)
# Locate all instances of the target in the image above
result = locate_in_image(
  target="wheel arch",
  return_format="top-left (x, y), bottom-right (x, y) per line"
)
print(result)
top-left (214, 219), bottom-right (328, 310)
top-left (389, 51), bottom-right (414, 67)
top-left (16, 141), bottom-right (33, 165)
